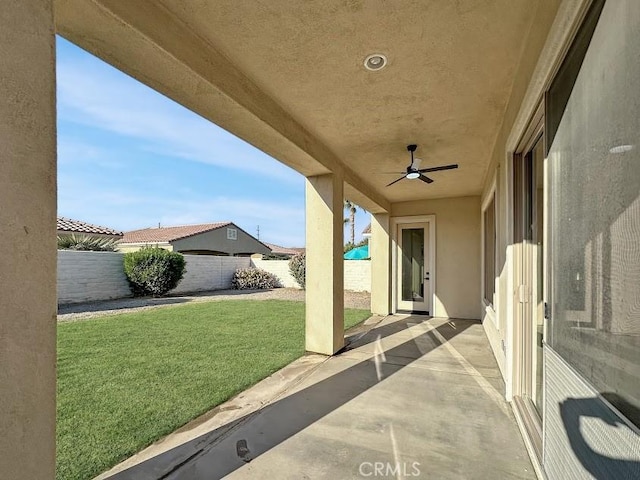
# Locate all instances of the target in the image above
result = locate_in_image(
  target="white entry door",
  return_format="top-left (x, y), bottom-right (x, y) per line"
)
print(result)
top-left (396, 222), bottom-right (431, 313)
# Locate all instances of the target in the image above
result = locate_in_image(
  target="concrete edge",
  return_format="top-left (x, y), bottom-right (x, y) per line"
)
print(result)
top-left (95, 353), bottom-right (329, 479)
top-left (95, 314), bottom-right (382, 479)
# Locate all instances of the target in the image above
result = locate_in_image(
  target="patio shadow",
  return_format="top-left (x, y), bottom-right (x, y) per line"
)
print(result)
top-left (105, 318), bottom-right (474, 479)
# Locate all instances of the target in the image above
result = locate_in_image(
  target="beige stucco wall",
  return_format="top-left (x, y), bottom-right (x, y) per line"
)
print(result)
top-left (391, 196), bottom-right (481, 320)
top-left (480, 0), bottom-right (562, 379)
top-left (370, 213), bottom-right (391, 315)
top-left (0, 1), bottom-right (57, 478)
top-left (305, 174), bottom-right (344, 355)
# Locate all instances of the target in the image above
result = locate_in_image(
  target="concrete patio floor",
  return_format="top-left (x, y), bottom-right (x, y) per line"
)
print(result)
top-left (99, 315), bottom-right (535, 480)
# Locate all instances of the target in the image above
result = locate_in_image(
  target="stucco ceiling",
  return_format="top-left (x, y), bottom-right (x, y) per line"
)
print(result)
top-left (57, 0), bottom-right (539, 209)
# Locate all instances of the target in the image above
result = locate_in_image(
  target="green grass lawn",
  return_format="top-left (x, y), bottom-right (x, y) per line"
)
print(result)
top-left (57, 300), bottom-right (370, 480)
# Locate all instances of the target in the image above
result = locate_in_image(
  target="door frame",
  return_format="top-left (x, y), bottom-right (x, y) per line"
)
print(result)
top-left (391, 215), bottom-right (436, 315)
top-left (511, 102), bottom-right (545, 461)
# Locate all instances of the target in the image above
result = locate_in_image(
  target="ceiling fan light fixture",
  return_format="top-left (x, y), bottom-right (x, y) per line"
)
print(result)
top-left (384, 144), bottom-right (458, 188)
top-left (364, 53), bottom-right (387, 71)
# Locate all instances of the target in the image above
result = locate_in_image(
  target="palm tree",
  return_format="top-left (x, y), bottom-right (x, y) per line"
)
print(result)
top-left (344, 200), bottom-right (359, 245)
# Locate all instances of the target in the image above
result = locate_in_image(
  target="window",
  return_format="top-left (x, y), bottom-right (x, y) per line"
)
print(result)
top-left (483, 193), bottom-right (497, 306)
top-left (547, 0), bottom-right (639, 427)
top-left (227, 228), bottom-right (237, 240)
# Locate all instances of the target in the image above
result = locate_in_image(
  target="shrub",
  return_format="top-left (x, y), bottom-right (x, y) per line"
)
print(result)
top-left (289, 252), bottom-right (305, 289)
top-left (57, 234), bottom-right (119, 252)
top-left (232, 268), bottom-right (281, 289)
top-left (123, 247), bottom-right (186, 297)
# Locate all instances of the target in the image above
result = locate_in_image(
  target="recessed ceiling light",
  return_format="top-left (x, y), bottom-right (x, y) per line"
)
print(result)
top-left (609, 144), bottom-right (634, 154)
top-left (364, 53), bottom-right (387, 71)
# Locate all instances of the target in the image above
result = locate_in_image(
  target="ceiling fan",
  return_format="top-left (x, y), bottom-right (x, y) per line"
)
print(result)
top-left (386, 144), bottom-right (458, 187)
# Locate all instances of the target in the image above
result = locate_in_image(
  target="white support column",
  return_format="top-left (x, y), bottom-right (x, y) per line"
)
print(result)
top-left (305, 173), bottom-right (344, 355)
top-left (370, 213), bottom-right (392, 315)
top-left (0, 1), bottom-right (57, 478)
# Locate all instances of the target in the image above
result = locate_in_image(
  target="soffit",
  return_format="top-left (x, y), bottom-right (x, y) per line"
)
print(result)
top-left (156, 0), bottom-right (537, 203)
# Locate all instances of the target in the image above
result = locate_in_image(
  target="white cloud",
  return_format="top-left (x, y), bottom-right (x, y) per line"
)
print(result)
top-left (57, 137), bottom-right (129, 169)
top-left (56, 57), bottom-right (301, 184)
top-left (56, 42), bottom-right (315, 246)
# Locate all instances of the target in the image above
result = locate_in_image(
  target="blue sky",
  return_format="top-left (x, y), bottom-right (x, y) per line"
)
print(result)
top-left (56, 37), bottom-right (369, 247)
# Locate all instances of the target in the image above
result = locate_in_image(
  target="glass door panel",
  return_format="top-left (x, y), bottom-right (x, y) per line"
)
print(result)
top-left (520, 135), bottom-right (545, 415)
top-left (533, 137), bottom-right (545, 412)
top-left (397, 223), bottom-right (430, 313)
top-left (401, 228), bottom-right (424, 303)
top-left (513, 131), bottom-right (545, 461)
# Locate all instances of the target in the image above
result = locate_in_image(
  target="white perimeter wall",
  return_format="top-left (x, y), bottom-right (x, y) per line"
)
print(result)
top-left (57, 250), bottom-right (250, 304)
top-left (173, 255), bottom-right (250, 294)
top-left (57, 251), bottom-right (370, 304)
top-left (58, 250), bottom-right (130, 304)
top-left (251, 258), bottom-right (299, 288)
top-left (251, 259), bottom-right (371, 292)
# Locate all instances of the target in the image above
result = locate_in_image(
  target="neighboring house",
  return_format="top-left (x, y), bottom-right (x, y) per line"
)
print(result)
top-left (257, 242), bottom-right (305, 259)
top-left (362, 224), bottom-right (371, 244)
top-left (119, 222), bottom-right (270, 256)
top-left (57, 217), bottom-right (123, 240)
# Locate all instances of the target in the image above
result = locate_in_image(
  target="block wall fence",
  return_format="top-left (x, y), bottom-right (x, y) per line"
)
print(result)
top-left (251, 259), bottom-right (371, 292)
top-left (57, 251), bottom-right (250, 304)
top-left (57, 251), bottom-right (370, 304)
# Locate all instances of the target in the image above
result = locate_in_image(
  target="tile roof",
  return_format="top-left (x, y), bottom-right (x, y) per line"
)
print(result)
top-left (121, 222), bottom-right (232, 243)
top-left (362, 223), bottom-right (371, 234)
top-left (263, 242), bottom-right (305, 255)
top-left (57, 217), bottom-right (123, 236)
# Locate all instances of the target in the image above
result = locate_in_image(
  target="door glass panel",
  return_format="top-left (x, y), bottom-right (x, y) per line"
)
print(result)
top-left (519, 134), bottom-right (545, 419)
top-left (513, 137), bottom-right (545, 457)
top-left (401, 228), bottom-right (424, 302)
top-left (532, 137), bottom-right (545, 412)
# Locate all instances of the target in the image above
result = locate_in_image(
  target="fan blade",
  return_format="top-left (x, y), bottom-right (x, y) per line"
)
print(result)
top-left (418, 174), bottom-right (434, 184)
top-left (380, 171), bottom-right (407, 174)
top-left (418, 164), bottom-right (458, 173)
top-left (386, 176), bottom-right (406, 187)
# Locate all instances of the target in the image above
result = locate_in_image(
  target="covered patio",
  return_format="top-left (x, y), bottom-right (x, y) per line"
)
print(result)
top-left (5, 0), bottom-right (639, 478)
top-left (97, 315), bottom-right (534, 479)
